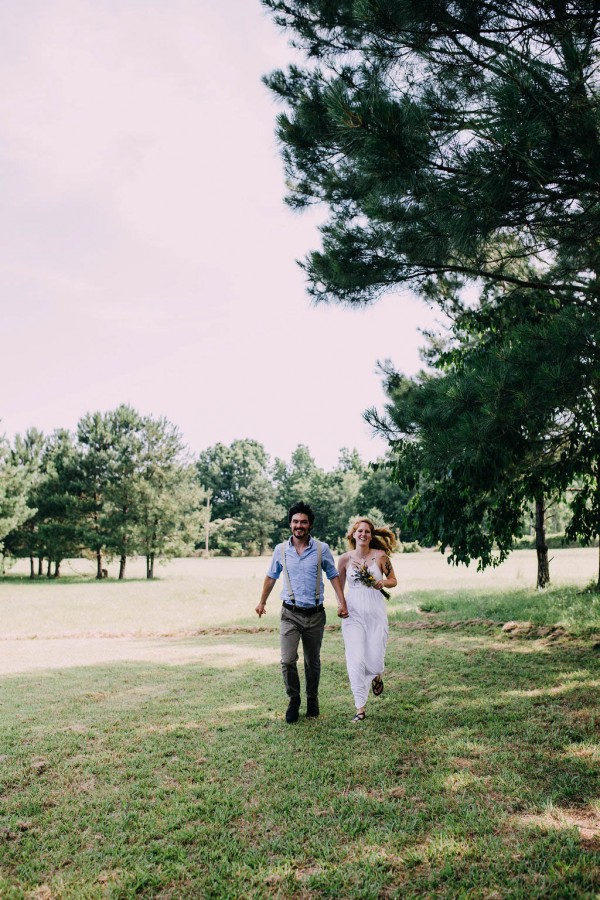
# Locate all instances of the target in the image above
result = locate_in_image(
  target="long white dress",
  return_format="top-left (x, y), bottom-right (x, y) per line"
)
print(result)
top-left (341, 556), bottom-right (389, 708)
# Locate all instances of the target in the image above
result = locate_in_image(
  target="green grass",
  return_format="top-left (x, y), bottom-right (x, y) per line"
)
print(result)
top-left (1, 551), bottom-right (600, 897)
top-left (390, 584), bottom-right (600, 634)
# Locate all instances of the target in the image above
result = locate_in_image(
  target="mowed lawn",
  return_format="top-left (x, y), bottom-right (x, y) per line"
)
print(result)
top-left (1, 549), bottom-right (600, 898)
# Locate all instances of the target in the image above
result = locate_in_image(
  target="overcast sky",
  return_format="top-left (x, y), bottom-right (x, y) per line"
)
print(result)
top-left (1, 0), bottom-right (439, 470)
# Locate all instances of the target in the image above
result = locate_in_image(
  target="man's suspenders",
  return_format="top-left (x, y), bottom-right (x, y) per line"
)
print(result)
top-left (280, 540), bottom-right (322, 606)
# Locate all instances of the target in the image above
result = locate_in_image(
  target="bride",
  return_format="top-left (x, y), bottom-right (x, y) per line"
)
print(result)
top-left (337, 517), bottom-right (398, 722)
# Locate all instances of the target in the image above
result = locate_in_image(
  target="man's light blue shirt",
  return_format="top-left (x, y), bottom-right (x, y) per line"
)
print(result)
top-left (266, 536), bottom-right (339, 608)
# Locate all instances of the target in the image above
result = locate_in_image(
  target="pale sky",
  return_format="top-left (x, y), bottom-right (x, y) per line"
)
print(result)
top-left (1, 0), bottom-right (438, 470)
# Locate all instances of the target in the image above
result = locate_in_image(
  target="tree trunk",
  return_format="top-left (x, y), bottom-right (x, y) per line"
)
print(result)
top-left (29, 555), bottom-right (35, 579)
top-left (38, 557), bottom-right (43, 577)
top-left (597, 461), bottom-right (600, 591)
top-left (53, 560), bottom-right (61, 578)
top-left (46, 559), bottom-right (52, 577)
top-left (96, 549), bottom-right (104, 580)
top-left (119, 511), bottom-right (128, 579)
top-left (534, 495), bottom-right (550, 589)
top-left (146, 553), bottom-right (155, 579)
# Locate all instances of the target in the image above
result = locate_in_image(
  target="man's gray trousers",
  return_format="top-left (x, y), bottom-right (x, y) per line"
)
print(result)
top-left (279, 605), bottom-right (326, 701)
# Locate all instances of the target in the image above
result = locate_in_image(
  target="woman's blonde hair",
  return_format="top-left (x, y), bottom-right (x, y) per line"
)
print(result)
top-left (346, 517), bottom-right (398, 555)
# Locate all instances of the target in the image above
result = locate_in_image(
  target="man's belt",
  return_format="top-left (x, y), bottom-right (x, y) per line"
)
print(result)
top-left (282, 602), bottom-right (324, 616)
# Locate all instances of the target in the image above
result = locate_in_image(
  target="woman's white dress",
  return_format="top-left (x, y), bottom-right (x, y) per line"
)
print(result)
top-left (341, 556), bottom-right (389, 708)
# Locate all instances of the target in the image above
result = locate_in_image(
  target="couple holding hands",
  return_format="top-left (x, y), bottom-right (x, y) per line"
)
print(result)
top-left (256, 501), bottom-right (398, 724)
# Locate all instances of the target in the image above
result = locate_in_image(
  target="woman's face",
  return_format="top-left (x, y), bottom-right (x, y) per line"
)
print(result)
top-left (353, 521), bottom-right (372, 548)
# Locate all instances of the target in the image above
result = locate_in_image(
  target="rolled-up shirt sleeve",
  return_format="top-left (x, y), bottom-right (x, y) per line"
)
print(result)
top-left (321, 543), bottom-right (340, 580)
top-left (266, 545), bottom-right (283, 580)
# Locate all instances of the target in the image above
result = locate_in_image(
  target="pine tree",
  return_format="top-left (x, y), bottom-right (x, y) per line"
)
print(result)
top-left (3, 429), bottom-right (45, 576)
top-left (0, 430), bottom-right (35, 569)
top-left (265, 1), bottom-right (600, 584)
top-left (263, 0), bottom-right (600, 311)
top-left (33, 430), bottom-right (84, 577)
top-left (368, 304), bottom-right (600, 587)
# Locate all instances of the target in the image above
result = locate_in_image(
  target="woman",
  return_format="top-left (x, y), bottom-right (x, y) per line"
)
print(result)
top-left (337, 517), bottom-right (398, 722)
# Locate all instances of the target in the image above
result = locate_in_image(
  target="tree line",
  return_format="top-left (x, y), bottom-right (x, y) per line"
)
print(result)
top-left (197, 440), bottom-right (411, 556)
top-left (0, 407), bottom-right (204, 579)
top-left (0, 401), bottom-right (583, 581)
top-left (0, 406), bottom-right (412, 578)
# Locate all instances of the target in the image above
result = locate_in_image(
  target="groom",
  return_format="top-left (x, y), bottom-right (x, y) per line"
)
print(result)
top-left (256, 501), bottom-right (348, 723)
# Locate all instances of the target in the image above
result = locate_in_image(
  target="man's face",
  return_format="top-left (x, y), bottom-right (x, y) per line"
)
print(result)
top-left (290, 513), bottom-right (311, 539)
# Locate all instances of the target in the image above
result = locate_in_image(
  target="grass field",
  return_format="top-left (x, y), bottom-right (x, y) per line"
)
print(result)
top-left (1, 549), bottom-right (600, 897)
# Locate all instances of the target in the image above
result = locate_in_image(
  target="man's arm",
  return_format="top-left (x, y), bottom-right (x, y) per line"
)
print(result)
top-left (256, 576), bottom-right (277, 617)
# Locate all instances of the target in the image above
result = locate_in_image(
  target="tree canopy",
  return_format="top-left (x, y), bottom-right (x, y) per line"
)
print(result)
top-left (263, 0), bottom-right (600, 312)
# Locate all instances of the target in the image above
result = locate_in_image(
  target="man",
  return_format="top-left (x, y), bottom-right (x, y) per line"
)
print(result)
top-left (256, 501), bottom-right (348, 723)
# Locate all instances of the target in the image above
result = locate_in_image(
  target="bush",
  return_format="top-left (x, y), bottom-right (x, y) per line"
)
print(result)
top-left (399, 540), bottom-right (421, 553)
top-left (512, 532), bottom-right (599, 550)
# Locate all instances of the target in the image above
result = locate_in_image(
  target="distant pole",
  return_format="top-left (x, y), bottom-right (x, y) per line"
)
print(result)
top-left (204, 490), bottom-right (212, 558)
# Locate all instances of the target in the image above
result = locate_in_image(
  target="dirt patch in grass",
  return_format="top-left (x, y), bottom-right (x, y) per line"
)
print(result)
top-left (0, 637), bottom-right (279, 675)
top-left (516, 807), bottom-right (600, 843)
top-left (390, 617), bottom-right (502, 632)
top-left (24, 886), bottom-right (55, 900)
top-left (0, 624), bottom-right (274, 640)
top-left (505, 679), bottom-right (600, 699)
top-left (564, 743), bottom-right (600, 762)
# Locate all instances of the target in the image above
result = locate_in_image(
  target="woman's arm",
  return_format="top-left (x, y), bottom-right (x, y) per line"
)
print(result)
top-left (370, 551), bottom-right (398, 590)
top-left (337, 552), bottom-right (348, 591)
top-left (380, 552), bottom-right (397, 589)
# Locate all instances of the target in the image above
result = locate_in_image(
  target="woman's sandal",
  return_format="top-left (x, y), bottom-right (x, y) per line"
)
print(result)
top-left (351, 711), bottom-right (366, 723)
top-left (372, 675), bottom-right (384, 697)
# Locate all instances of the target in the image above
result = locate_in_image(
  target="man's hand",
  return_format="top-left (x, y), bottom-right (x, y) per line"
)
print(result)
top-left (256, 576), bottom-right (276, 618)
top-left (331, 575), bottom-right (348, 619)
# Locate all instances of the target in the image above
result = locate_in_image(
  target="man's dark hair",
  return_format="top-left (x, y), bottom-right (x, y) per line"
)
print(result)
top-left (288, 501), bottom-right (314, 526)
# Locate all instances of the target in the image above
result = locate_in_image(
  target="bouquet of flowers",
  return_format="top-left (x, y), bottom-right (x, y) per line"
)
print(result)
top-left (353, 562), bottom-right (391, 599)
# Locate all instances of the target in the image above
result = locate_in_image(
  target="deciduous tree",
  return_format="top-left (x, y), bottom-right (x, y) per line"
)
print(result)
top-left (197, 439), bottom-right (282, 555)
top-left (135, 416), bottom-right (204, 578)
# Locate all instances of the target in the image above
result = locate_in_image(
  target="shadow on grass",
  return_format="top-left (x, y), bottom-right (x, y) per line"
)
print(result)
top-left (1, 628), bottom-right (599, 898)
top-left (0, 574), bottom-right (151, 586)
